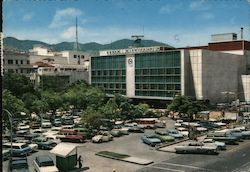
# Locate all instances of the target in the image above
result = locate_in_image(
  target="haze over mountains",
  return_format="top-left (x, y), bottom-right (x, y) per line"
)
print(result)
top-left (3, 37), bottom-right (173, 54)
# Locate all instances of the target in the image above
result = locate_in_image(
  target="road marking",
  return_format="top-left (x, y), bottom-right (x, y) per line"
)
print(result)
top-left (159, 162), bottom-right (210, 170)
top-left (149, 166), bottom-right (185, 172)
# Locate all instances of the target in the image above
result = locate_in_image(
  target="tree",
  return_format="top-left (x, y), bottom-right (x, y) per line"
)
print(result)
top-left (81, 107), bottom-right (104, 130)
top-left (3, 72), bottom-right (35, 98)
top-left (41, 91), bottom-right (63, 115)
top-left (2, 89), bottom-right (28, 116)
top-left (167, 96), bottom-right (207, 121)
top-left (30, 99), bottom-right (49, 116)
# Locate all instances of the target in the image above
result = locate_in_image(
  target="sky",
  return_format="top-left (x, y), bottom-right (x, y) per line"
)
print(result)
top-left (3, 0), bottom-right (250, 47)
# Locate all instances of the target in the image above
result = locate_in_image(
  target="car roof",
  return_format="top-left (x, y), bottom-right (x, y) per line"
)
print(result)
top-left (36, 155), bottom-right (53, 163)
top-left (4, 142), bottom-right (26, 146)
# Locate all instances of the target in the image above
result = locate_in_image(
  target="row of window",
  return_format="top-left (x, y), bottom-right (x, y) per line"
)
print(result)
top-left (135, 90), bottom-right (180, 97)
top-left (73, 55), bottom-right (85, 59)
top-left (92, 83), bottom-right (126, 89)
top-left (91, 77), bottom-right (126, 83)
top-left (135, 68), bottom-right (180, 75)
top-left (135, 84), bottom-right (181, 90)
top-left (4, 59), bottom-right (30, 65)
top-left (135, 76), bottom-right (181, 83)
top-left (135, 52), bottom-right (181, 68)
top-left (4, 68), bottom-right (32, 74)
top-left (92, 70), bottom-right (126, 76)
top-left (91, 56), bottom-right (126, 70)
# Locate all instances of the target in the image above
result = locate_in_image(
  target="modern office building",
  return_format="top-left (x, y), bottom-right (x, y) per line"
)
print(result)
top-left (90, 33), bottom-right (250, 104)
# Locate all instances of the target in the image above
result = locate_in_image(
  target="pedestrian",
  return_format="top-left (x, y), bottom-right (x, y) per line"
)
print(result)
top-left (78, 155), bottom-right (83, 169)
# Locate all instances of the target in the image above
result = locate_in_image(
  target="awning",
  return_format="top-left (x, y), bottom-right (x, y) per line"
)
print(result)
top-left (50, 143), bottom-right (78, 158)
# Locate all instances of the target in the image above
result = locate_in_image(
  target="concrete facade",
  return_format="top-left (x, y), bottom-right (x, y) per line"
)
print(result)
top-left (91, 40), bottom-right (250, 104)
top-left (241, 75), bottom-right (250, 102)
top-left (3, 49), bottom-right (33, 77)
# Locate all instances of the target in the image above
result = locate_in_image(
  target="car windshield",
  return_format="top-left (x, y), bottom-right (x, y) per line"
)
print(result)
top-left (12, 160), bottom-right (28, 169)
top-left (40, 161), bottom-right (54, 167)
top-left (21, 144), bottom-right (28, 149)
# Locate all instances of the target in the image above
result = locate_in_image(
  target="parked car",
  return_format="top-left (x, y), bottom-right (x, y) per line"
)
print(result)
top-left (52, 118), bottom-right (62, 127)
top-left (128, 126), bottom-right (144, 133)
top-left (215, 129), bottom-right (243, 141)
top-left (3, 143), bottom-right (32, 157)
top-left (34, 155), bottom-right (59, 172)
top-left (113, 125), bottom-right (129, 135)
top-left (30, 121), bottom-right (41, 129)
top-left (176, 127), bottom-right (189, 137)
top-left (155, 122), bottom-right (166, 128)
top-left (110, 129), bottom-right (123, 137)
top-left (167, 129), bottom-right (184, 138)
top-left (33, 137), bottom-right (57, 150)
top-left (141, 134), bottom-right (161, 146)
top-left (154, 134), bottom-right (175, 142)
top-left (14, 139), bottom-right (38, 152)
top-left (92, 132), bottom-right (113, 143)
top-left (198, 121), bottom-right (220, 129)
top-left (175, 142), bottom-right (218, 155)
top-left (2, 148), bottom-right (11, 161)
top-left (62, 116), bottom-right (74, 125)
top-left (41, 119), bottom-right (52, 128)
top-left (206, 132), bottom-right (238, 145)
top-left (9, 157), bottom-right (29, 172)
top-left (202, 138), bottom-right (226, 150)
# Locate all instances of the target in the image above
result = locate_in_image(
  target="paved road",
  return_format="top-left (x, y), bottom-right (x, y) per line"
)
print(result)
top-left (137, 140), bottom-right (250, 172)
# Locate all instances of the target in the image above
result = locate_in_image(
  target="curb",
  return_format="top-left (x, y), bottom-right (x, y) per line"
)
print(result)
top-left (95, 153), bottom-right (153, 165)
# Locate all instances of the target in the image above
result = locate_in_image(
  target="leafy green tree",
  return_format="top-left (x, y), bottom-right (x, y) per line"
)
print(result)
top-left (167, 96), bottom-right (207, 121)
top-left (41, 91), bottom-right (63, 115)
top-left (2, 89), bottom-right (28, 116)
top-left (3, 72), bottom-right (35, 98)
top-left (82, 107), bottom-right (104, 130)
top-left (30, 99), bottom-right (49, 115)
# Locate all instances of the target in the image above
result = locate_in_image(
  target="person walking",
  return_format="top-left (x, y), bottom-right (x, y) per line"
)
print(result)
top-left (78, 155), bottom-right (83, 169)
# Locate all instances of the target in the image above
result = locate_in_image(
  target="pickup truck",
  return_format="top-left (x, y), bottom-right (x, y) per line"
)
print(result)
top-left (34, 155), bottom-right (59, 172)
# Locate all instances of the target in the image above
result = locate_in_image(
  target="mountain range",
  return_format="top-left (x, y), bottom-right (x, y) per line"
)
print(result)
top-left (3, 37), bottom-right (173, 54)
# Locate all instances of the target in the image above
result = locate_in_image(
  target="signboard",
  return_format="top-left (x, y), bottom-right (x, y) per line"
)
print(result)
top-left (99, 46), bottom-right (162, 56)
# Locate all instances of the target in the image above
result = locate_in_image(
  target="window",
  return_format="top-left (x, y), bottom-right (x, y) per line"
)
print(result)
top-left (16, 60), bottom-right (18, 64)
top-left (74, 55), bottom-right (77, 58)
top-left (20, 60), bottom-right (23, 64)
top-left (81, 55), bottom-right (84, 59)
top-left (8, 60), bottom-right (13, 64)
top-left (27, 60), bottom-right (30, 64)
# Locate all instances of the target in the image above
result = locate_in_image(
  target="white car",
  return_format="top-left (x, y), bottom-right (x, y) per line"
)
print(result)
top-left (34, 155), bottom-right (59, 172)
top-left (29, 143), bottom-right (39, 152)
top-left (196, 127), bottom-right (208, 132)
top-left (174, 120), bottom-right (183, 128)
top-left (203, 139), bottom-right (226, 150)
top-left (177, 127), bottom-right (189, 136)
top-left (41, 120), bottom-right (52, 128)
top-left (17, 123), bottom-right (30, 130)
top-left (92, 132), bottom-right (113, 143)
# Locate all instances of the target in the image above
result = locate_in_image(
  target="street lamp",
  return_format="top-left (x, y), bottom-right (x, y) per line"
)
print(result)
top-left (2, 109), bottom-right (13, 160)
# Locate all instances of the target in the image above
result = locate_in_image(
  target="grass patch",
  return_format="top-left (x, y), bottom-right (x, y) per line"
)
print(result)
top-left (96, 151), bottom-right (130, 159)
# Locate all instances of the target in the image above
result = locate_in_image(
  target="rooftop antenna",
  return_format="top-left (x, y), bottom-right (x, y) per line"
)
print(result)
top-left (131, 35), bottom-right (144, 47)
top-left (73, 17), bottom-right (80, 64)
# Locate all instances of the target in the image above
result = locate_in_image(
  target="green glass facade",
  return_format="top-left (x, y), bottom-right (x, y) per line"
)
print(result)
top-left (91, 55), bottom-right (126, 95)
top-left (135, 51), bottom-right (181, 97)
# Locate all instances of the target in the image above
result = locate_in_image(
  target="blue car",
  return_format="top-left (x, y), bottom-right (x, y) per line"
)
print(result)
top-left (167, 129), bottom-right (184, 138)
top-left (141, 134), bottom-right (161, 146)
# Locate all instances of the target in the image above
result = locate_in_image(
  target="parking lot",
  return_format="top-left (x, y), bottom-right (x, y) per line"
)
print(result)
top-left (3, 118), bottom-right (250, 172)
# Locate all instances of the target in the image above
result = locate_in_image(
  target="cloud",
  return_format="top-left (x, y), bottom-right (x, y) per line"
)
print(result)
top-left (22, 13), bottom-right (34, 21)
top-left (49, 8), bottom-right (83, 28)
top-left (159, 3), bottom-right (183, 14)
top-left (60, 26), bottom-right (86, 40)
top-left (189, 0), bottom-right (210, 11)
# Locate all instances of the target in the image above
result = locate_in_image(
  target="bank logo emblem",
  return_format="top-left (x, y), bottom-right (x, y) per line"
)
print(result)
top-left (128, 58), bottom-right (133, 64)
